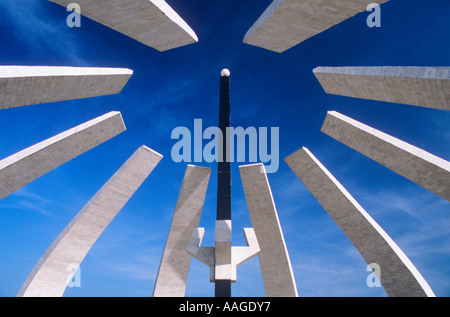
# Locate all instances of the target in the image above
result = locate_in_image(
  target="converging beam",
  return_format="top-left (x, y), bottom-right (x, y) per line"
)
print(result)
top-left (244, 0), bottom-right (389, 53)
top-left (49, 0), bottom-right (198, 51)
top-left (0, 111), bottom-right (126, 201)
top-left (0, 66), bottom-right (133, 110)
top-left (313, 66), bottom-right (450, 110)
top-left (153, 165), bottom-right (211, 297)
top-left (17, 146), bottom-right (162, 297)
top-left (239, 163), bottom-right (298, 297)
top-left (284, 147), bottom-right (435, 297)
top-left (321, 111), bottom-right (450, 201)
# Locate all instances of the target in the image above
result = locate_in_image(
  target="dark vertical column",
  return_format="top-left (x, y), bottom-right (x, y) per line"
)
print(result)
top-left (217, 70), bottom-right (231, 221)
top-left (216, 69), bottom-right (231, 297)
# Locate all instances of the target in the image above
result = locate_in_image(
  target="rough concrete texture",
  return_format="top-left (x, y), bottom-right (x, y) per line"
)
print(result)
top-left (17, 146), bottom-right (162, 297)
top-left (321, 111), bottom-right (450, 201)
top-left (0, 111), bottom-right (126, 201)
top-left (313, 66), bottom-right (450, 110)
top-left (153, 165), bottom-right (211, 297)
top-left (0, 66), bottom-right (133, 110)
top-left (49, 0), bottom-right (198, 52)
top-left (284, 147), bottom-right (435, 297)
top-left (244, 0), bottom-right (389, 53)
top-left (239, 163), bottom-right (298, 297)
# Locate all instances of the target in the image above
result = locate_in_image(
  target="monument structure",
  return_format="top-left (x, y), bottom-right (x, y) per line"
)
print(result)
top-left (49, 0), bottom-right (198, 51)
top-left (0, 111), bottom-right (126, 201)
top-left (243, 0), bottom-right (390, 53)
top-left (313, 66), bottom-right (450, 110)
top-left (0, 66), bottom-right (133, 110)
top-left (321, 111), bottom-right (450, 201)
top-left (18, 146), bottom-right (162, 297)
top-left (285, 147), bottom-right (435, 297)
top-left (154, 70), bottom-right (298, 297)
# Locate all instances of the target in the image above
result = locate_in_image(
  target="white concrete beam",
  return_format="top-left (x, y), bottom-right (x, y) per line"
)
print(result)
top-left (244, 0), bottom-right (389, 53)
top-left (17, 145), bottom-right (163, 297)
top-left (284, 147), bottom-right (435, 297)
top-left (321, 111), bottom-right (450, 201)
top-left (313, 66), bottom-right (450, 110)
top-left (0, 66), bottom-right (133, 110)
top-left (239, 163), bottom-right (298, 297)
top-left (0, 111), bottom-right (126, 201)
top-left (153, 165), bottom-right (211, 297)
top-left (49, 0), bottom-right (198, 51)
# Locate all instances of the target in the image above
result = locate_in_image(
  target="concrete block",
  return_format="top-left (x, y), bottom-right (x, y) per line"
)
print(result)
top-left (0, 111), bottom-right (126, 200)
top-left (321, 111), bottom-right (450, 201)
top-left (239, 163), bottom-right (298, 297)
top-left (153, 165), bottom-right (211, 297)
top-left (313, 66), bottom-right (450, 110)
top-left (17, 145), bottom-right (163, 297)
top-left (49, 0), bottom-right (198, 51)
top-left (284, 147), bottom-right (435, 297)
top-left (244, 0), bottom-right (389, 53)
top-left (0, 66), bottom-right (133, 110)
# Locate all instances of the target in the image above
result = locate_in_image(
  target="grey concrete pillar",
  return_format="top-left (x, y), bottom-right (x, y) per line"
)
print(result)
top-left (285, 147), bottom-right (435, 297)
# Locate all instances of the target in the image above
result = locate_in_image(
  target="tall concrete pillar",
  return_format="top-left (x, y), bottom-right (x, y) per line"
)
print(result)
top-left (153, 165), bottom-right (211, 297)
top-left (0, 111), bottom-right (126, 201)
top-left (244, 0), bottom-right (389, 53)
top-left (49, 0), bottom-right (198, 51)
top-left (239, 163), bottom-right (298, 297)
top-left (284, 147), bottom-right (435, 297)
top-left (17, 146), bottom-right (162, 297)
top-left (0, 66), bottom-right (133, 110)
top-left (313, 66), bottom-right (450, 110)
top-left (321, 111), bottom-right (450, 201)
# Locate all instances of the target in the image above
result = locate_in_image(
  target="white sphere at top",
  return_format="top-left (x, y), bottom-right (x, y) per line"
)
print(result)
top-left (221, 68), bottom-right (230, 77)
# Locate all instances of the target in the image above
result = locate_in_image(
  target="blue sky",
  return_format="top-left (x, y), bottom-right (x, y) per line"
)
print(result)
top-left (0, 0), bottom-right (449, 297)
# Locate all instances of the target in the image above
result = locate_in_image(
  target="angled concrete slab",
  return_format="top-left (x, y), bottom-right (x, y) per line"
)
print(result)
top-left (313, 66), bottom-right (450, 110)
top-left (17, 146), bottom-right (162, 297)
top-left (0, 111), bottom-right (126, 201)
top-left (49, 0), bottom-right (198, 52)
top-left (244, 0), bottom-right (389, 53)
top-left (321, 111), bottom-right (450, 201)
top-left (0, 66), bottom-right (133, 110)
top-left (284, 147), bottom-right (435, 297)
top-left (239, 163), bottom-right (298, 297)
top-left (153, 165), bottom-right (211, 297)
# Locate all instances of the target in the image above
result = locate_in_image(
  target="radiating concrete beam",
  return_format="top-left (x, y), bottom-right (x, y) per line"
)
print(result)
top-left (239, 163), bottom-right (298, 297)
top-left (0, 66), bottom-right (133, 110)
top-left (284, 147), bottom-right (435, 297)
top-left (153, 165), bottom-right (211, 297)
top-left (313, 66), bottom-right (450, 110)
top-left (49, 0), bottom-right (198, 52)
top-left (321, 111), bottom-right (450, 201)
top-left (17, 146), bottom-right (162, 297)
top-left (244, 0), bottom-right (389, 53)
top-left (0, 111), bottom-right (126, 201)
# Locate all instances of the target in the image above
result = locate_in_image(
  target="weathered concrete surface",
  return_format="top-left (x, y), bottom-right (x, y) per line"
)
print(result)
top-left (239, 163), bottom-right (298, 297)
top-left (321, 111), bottom-right (450, 201)
top-left (313, 66), bottom-right (450, 110)
top-left (284, 147), bottom-right (435, 297)
top-left (0, 66), bottom-right (133, 110)
top-left (153, 165), bottom-right (211, 297)
top-left (17, 146), bottom-right (162, 297)
top-left (0, 111), bottom-right (126, 201)
top-left (49, 0), bottom-right (198, 51)
top-left (244, 0), bottom-right (389, 53)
